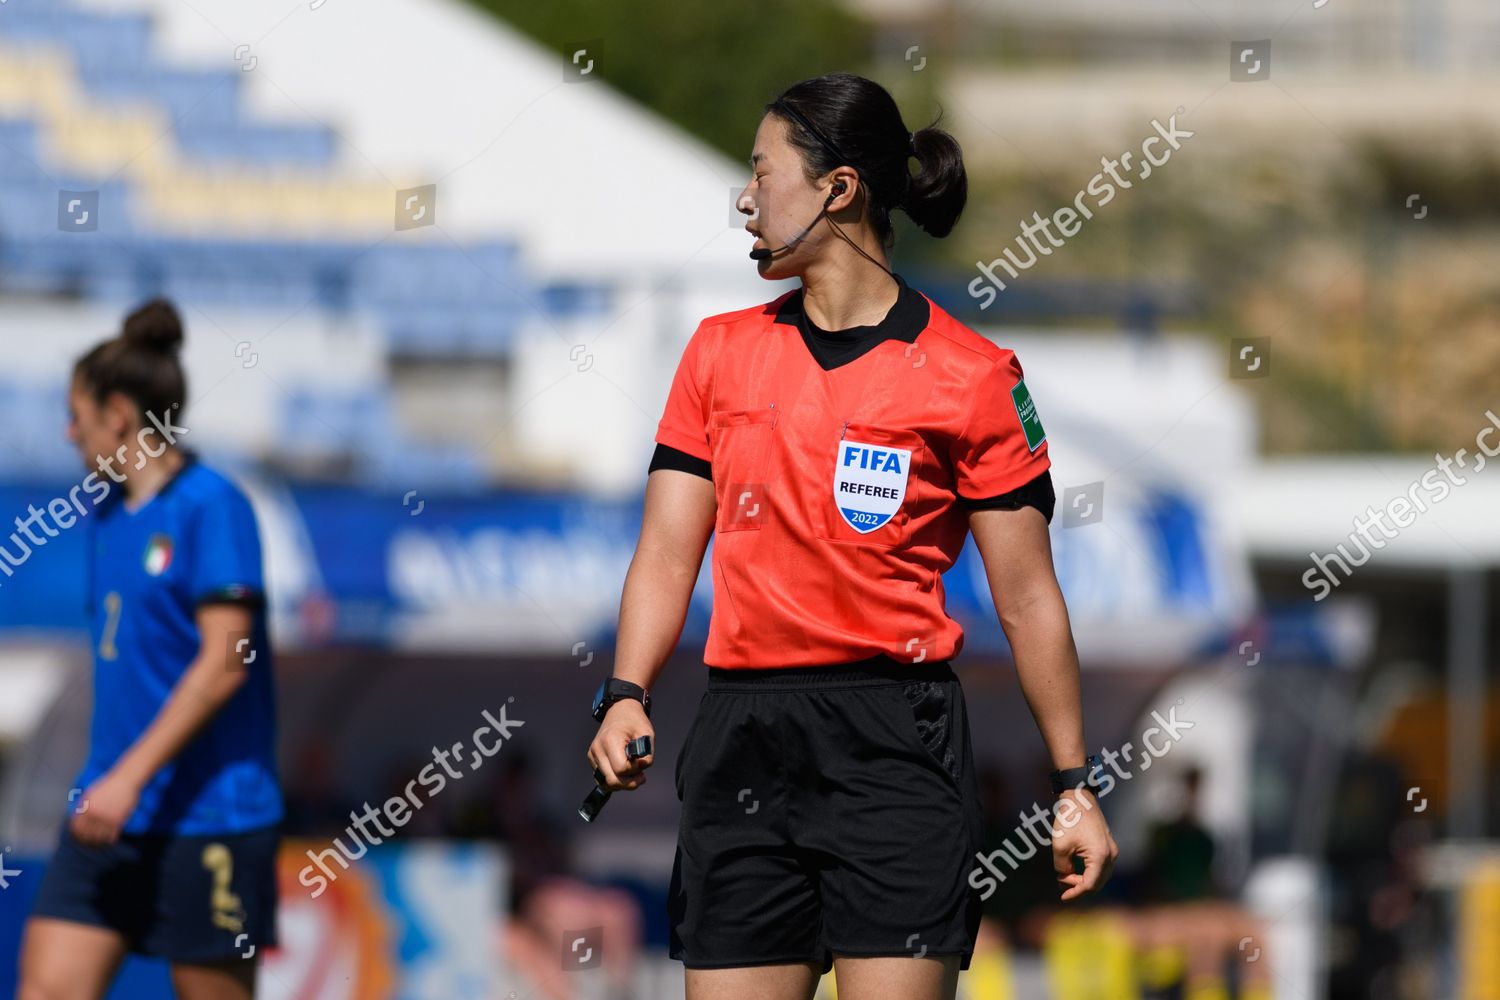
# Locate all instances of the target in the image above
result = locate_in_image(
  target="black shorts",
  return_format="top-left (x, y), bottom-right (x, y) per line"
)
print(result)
top-left (668, 655), bottom-right (984, 972)
top-left (29, 821), bottom-right (280, 962)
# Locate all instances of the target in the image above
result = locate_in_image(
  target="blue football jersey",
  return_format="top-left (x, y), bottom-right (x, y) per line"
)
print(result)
top-left (77, 454), bottom-right (282, 835)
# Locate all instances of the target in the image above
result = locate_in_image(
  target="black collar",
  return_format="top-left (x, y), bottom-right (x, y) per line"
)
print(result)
top-left (773, 272), bottom-right (930, 371)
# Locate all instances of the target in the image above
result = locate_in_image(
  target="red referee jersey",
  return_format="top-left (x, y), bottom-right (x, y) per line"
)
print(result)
top-left (654, 277), bottom-right (1050, 669)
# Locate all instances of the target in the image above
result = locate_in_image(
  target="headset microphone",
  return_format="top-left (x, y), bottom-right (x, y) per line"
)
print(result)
top-left (748, 185), bottom-right (844, 261)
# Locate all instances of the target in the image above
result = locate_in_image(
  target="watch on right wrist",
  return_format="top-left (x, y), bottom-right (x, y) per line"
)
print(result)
top-left (590, 678), bottom-right (651, 723)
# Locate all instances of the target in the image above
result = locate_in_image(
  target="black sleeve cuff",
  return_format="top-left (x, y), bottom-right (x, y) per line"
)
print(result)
top-left (196, 586), bottom-right (267, 610)
top-left (960, 469), bottom-right (1055, 524)
top-left (649, 442), bottom-right (712, 482)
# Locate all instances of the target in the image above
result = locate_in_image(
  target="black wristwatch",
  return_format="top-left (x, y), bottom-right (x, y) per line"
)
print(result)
top-left (1049, 753), bottom-right (1106, 796)
top-left (591, 678), bottom-right (651, 723)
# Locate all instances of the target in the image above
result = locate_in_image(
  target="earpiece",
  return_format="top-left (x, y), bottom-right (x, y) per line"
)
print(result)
top-left (832, 182), bottom-right (846, 196)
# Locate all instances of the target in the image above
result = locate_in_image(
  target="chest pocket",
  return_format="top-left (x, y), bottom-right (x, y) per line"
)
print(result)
top-left (814, 421), bottom-right (924, 548)
top-left (709, 407), bottom-right (777, 532)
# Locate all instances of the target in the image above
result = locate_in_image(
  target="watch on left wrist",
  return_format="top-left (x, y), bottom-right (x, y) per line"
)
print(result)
top-left (1049, 753), bottom-right (1105, 797)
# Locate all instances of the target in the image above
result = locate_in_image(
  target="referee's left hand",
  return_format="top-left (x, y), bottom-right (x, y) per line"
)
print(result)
top-left (587, 700), bottom-right (655, 791)
top-left (70, 770), bottom-right (141, 847)
top-left (1052, 788), bottom-right (1118, 901)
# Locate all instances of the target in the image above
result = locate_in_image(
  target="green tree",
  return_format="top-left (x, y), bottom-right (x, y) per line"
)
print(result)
top-left (479, 1), bottom-right (874, 163)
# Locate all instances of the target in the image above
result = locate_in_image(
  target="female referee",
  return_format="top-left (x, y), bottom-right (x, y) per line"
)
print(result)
top-left (586, 72), bottom-right (1117, 1000)
top-left (19, 299), bottom-right (281, 1000)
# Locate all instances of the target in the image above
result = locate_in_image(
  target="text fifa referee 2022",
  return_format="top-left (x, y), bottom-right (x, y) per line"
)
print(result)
top-left (585, 71), bottom-right (1118, 1000)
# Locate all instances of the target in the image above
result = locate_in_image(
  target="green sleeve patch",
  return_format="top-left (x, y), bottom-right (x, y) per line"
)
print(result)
top-left (1010, 379), bottom-right (1046, 451)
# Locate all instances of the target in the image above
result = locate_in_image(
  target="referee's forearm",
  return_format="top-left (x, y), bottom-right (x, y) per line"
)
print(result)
top-left (969, 507), bottom-right (1088, 771)
top-left (1005, 593), bottom-right (1088, 771)
top-left (610, 546), bottom-right (698, 689)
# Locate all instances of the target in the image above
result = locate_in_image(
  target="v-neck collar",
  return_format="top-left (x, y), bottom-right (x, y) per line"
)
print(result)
top-left (116, 450), bottom-right (197, 517)
top-left (773, 272), bottom-right (930, 371)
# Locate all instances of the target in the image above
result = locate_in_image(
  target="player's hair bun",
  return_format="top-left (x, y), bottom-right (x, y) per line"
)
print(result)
top-left (122, 298), bottom-right (184, 355)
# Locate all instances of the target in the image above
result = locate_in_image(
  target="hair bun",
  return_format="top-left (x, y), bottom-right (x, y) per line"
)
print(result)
top-left (901, 120), bottom-right (967, 239)
top-left (122, 298), bottom-right (184, 354)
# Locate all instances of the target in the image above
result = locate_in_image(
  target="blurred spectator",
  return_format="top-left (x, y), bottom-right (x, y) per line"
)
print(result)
top-left (456, 748), bottom-right (571, 901)
top-left (459, 749), bottom-right (644, 1000)
top-left (1324, 751), bottom-right (1415, 1000)
top-left (281, 738), bottom-right (351, 836)
top-left (1142, 766), bottom-right (1218, 903)
top-left (976, 764), bottom-right (1065, 947)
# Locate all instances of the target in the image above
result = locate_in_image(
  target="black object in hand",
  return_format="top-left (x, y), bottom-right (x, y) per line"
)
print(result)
top-left (579, 735), bottom-right (653, 823)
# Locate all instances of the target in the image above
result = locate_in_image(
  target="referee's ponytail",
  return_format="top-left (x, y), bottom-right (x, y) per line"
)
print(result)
top-left (766, 72), bottom-right (967, 247)
top-left (904, 124), bottom-right (967, 239)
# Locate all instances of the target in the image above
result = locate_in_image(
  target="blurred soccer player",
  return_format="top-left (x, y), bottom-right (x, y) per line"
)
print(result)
top-left (19, 299), bottom-right (281, 1000)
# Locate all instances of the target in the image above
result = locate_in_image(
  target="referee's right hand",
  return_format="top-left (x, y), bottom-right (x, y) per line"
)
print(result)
top-left (587, 700), bottom-right (655, 791)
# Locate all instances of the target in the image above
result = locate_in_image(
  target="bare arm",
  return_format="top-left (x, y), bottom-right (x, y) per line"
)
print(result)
top-left (587, 468), bottom-right (716, 790)
top-left (968, 507), bottom-right (1085, 771)
top-left (969, 506), bottom-right (1117, 899)
top-left (613, 468), bottom-right (717, 692)
top-left (73, 603), bottom-right (255, 845)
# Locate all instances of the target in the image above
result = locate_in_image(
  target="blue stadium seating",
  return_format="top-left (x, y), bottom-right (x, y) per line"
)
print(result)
top-left (0, 8), bottom-right (156, 71)
top-left (74, 66), bottom-right (244, 125)
top-left (277, 387), bottom-right (487, 490)
top-left (351, 243), bottom-right (531, 354)
top-left (0, 121), bottom-right (47, 181)
top-left (172, 121), bottom-right (338, 168)
top-left (0, 381), bottom-right (78, 481)
top-left (539, 281), bottom-right (613, 320)
top-left (0, 0), bottom-right (614, 486)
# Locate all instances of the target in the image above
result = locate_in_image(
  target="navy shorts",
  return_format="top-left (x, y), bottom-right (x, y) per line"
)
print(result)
top-left (668, 655), bottom-right (985, 972)
top-left (29, 821), bottom-right (280, 962)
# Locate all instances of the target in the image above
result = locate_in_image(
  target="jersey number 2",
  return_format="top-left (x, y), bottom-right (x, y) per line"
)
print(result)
top-left (99, 591), bottom-right (122, 661)
top-left (201, 843), bottom-right (248, 934)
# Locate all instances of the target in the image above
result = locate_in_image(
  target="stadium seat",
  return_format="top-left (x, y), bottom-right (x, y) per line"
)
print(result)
top-left (0, 1), bottom-right (549, 357)
top-left (173, 122), bottom-right (338, 169)
top-left (0, 120), bottom-right (47, 180)
top-left (0, 381), bottom-right (77, 481)
top-left (0, 9), bottom-right (155, 72)
top-left (352, 243), bottom-right (532, 358)
top-left (75, 66), bottom-right (243, 125)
